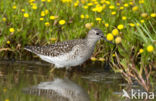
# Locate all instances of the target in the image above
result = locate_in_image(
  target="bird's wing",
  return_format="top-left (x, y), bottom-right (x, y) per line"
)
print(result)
top-left (24, 39), bottom-right (84, 57)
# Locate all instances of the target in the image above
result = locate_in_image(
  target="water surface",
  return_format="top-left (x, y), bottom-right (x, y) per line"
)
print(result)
top-left (0, 60), bottom-right (134, 101)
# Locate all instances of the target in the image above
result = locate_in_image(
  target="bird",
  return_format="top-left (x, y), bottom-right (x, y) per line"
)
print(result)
top-left (23, 78), bottom-right (90, 101)
top-left (24, 28), bottom-right (106, 71)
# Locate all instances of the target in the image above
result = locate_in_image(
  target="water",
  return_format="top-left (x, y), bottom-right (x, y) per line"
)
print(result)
top-left (0, 60), bottom-right (134, 101)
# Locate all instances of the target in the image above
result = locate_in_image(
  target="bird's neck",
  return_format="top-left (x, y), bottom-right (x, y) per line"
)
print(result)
top-left (86, 38), bottom-right (99, 49)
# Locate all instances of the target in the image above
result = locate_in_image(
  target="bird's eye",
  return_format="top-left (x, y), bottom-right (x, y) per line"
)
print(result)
top-left (96, 33), bottom-right (99, 35)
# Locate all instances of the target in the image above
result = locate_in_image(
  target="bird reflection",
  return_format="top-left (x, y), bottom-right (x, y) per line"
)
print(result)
top-left (23, 78), bottom-right (90, 101)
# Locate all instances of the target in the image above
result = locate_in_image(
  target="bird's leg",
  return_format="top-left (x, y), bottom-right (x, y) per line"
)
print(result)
top-left (49, 64), bottom-right (55, 73)
top-left (64, 67), bottom-right (73, 78)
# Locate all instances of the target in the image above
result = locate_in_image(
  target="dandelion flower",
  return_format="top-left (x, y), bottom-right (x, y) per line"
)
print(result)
top-left (90, 57), bottom-right (97, 61)
top-left (141, 13), bottom-right (148, 18)
top-left (85, 14), bottom-right (89, 19)
top-left (124, 3), bottom-right (128, 7)
top-left (105, 23), bottom-right (109, 27)
top-left (41, 11), bottom-right (45, 17)
top-left (45, 22), bottom-right (50, 26)
top-left (59, 20), bottom-right (66, 25)
top-left (7, 41), bottom-right (10, 44)
top-left (32, 4), bottom-right (37, 9)
top-left (40, 17), bottom-right (44, 21)
top-left (80, 14), bottom-right (85, 19)
top-left (147, 45), bottom-right (154, 52)
top-left (85, 23), bottom-right (93, 29)
top-left (51, 37), bottom-right (57, 41)
top-left (115, 37), bottom-right (122, 44)
top-left (111, 11), bottom-right (116, 15)
top-left (112, 29), bottom-right (119, 36)
top-left (120, 6), bottom-right (124, 10)
top-left (24, 13), bottom-right (29, 18)
top-left (41, 0), bottom-right (46, 2)
top-left (99, 57), bottom-right (105, 62)
top-left (21, 9), bottom-right (25, 12)
top-left (96, 17), bottom-right (102, 21)
top-left (106, 33), bottom-right (114, 41)
top-left (129, 23), bottom-right (135, 27)
top-left (12, 5), bottom-right (16, 9)
top-left (2, 17), bottom-right (6, 22)
top-left (47, 0), bottom-right (52, 2)
top-left (132, 6), bottom-right (138, 11)
top-left (9, 28), bottom-right (15, 33)
top-left (140, 19), bottom-right (144, 23)
top-left (50, 16), bottom-right (55, 20)
top-left (117, 24), bottom-right (124, 30)
top-left (139, 49), bottom-right (144, 53)
top-left (122, 16), bottom-right (127, 20)
top-left (109, 5), bottom-right (115, 9)
top-left (151, 13), bottom-right (156, 18)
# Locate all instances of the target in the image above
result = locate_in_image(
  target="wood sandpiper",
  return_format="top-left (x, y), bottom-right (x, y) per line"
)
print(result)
top-left (24, 28), bottom-right (106, 70)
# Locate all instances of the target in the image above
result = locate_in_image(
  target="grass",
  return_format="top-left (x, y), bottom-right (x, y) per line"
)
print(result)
top-left (0, 0), bottom-right (156, 94)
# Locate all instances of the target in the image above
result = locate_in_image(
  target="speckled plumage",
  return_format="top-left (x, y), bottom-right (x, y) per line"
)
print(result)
top-left (24, 28), bottom-right (105, 69)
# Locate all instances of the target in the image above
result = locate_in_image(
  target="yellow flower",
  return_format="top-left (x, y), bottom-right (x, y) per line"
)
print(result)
top-left (139, 49), bottom-right (144, 53)
top-left (106, 33), bottom-right (114, 41)
top-left (116, 3), bottom-right (120, 6)
top-left (50, 37), bottom-right (57, 41)
top-left (98, 57), bottom-right (105, 62)
top-left (80, 14), bottom-right (85, 19)
top-left (2, 17), bottom-right (6, 22)
top-left (112, 53), bottom-right (116, 57)
top-left (40, 17), bottom-right (44, 21)
top-left (7, 41), bottom-right (10, 44)
top-left (147, 45), bottom-right (154, 52)
top-left (45, 10), bottom-right (49, 14)
top-left (85, 23), bottom-right (93, 29)
top-left (83, 5), bottom-right (88, 9)
top-left (32, 4), bottom-right (37, 9)
top-left (129, 23), bottom-right (135, 27)
top-left (105, 23), bottom-right (109, 27)
top-left (122, 16), bottom-right (127, 20)
top-left (24, 13), bottom-right (29, 18)
top-left (12, 5), bottom-right (17, 9)
top-left (59, 20), bottom-right (66, 25)
top-left (96, 17), bottom-right (102, 21)
top-left (109, 5), bottom-right (115, 9)
top-left (61, 0), bottom-right (72, 3)
top-left (139, 0), bottom-right (144, 4)
top-left (45, 22), bottom-right (50, 26)
top-left (50, 16), bottom-right (55, 20)
top-left (5, 99), bottom-right (9, 101)
top-left (115, 37), bottom-right (122, 44)
top-left (74, 2), bottom-right (79, 7)
top-left (41, 11), bottom-right (45, 16)
top-left (21, 9), bottom-right (25, 12)
top-left (140, 19), bottom-right (144, 23)
top-left (132, 6), bottom-right (138, 11)
top-left (85, 15), bottom-right (89, 19)
top-left (111, 11), bottom-right (116, 15)
top-left (151, 13), bottom-right (156, 18)
top-left (90, 57), bottom-right (97, 61)
top-left (129, 2), bottom-right (133, 5)
top-left (88, 3), bottom-right (93, 6)
top-left (117, 24), bottom-right (124, 30)
top-left (124, 3), bottom-right (128, 7)
top-left (141, 13), bottom-right (148, 18)
top-left (120, 6), bottom-right (124, 10)
top-left (41, 0), bottom-right (46, 2)
top-left (47, 0), bottom-right (52, 2)
top-left (112, 29), bottom-right (119, 36)
top-left (9, 28), bottom-right (15, 33)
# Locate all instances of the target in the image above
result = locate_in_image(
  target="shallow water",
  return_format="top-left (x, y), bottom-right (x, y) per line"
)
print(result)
top-left (0, 60), bottom-right (146, 101)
